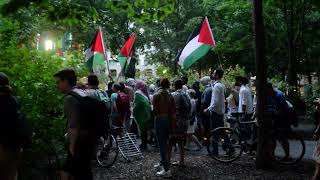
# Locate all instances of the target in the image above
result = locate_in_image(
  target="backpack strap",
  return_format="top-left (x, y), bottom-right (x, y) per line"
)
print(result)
top-left (67, 91), bottom-right (83, 103)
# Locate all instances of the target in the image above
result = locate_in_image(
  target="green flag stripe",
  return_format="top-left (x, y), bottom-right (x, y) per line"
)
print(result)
top-left (93, 52), bottom-right (105, 67)
top-left (182, 44), bottom-right (211, 69)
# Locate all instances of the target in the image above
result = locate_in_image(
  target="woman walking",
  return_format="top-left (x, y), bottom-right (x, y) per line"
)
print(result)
top-left (133, 80), bottom-right (152, 151)
top-left (152, 78), bottom-right (176, 177)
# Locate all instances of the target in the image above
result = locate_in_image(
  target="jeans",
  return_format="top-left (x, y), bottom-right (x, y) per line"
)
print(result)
top-left (210, 111), bottom-right (233, 155)
top-left (155, 117), bottom-right (170, 171)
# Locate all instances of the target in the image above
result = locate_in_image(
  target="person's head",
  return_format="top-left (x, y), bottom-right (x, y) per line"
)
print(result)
top-left (188, 89), bottom-right (197, 99)
top-left (54, 69), bottom-right (77, 94)
top-left (156, 79), bottom-right (161, 88)
top-left (235, 76), bottom-right (242, 84)
top-left (87, 74), bottom-right (99, 89)
top-left (135, 80), bottom-right (149, 97)
top-left (211, 68), bottom-right (224, 81)
top-left (125, 78), bottom-right (135, 88)
top-left (76, 82), bottom-right (87, 90)
top-left (181, 76), bottom-right (188, 85)
top-left (239, 76), bottom-right (249, 85)
top-left (119, 82), bottom-right (126, 92)
top-left (200, 76), bottom-right (211, 86)
top-left (266, 82), bottom-right (275, 96)
top-left (159, 78), bottom-right (170, 89)
top-left (112, 83), bottom-right (121, 93)
top-left (107, 81), bottom-right (114, 90)
top-left (174, 79), bottom-right (183, 90)
top-left (0, 72), bottom-right (11, 94)
top-left (149, 84), bottom-right (156, 94)
top-left (234, 82), bottom-right (241, 91)
top-left (192, 81), bottom-right (200, 91)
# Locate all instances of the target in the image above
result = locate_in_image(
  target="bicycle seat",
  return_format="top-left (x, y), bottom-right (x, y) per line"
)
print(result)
top-left (231, 112), bottom-right (245, 117)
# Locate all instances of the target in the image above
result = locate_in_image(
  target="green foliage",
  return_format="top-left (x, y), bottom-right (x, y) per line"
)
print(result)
top-left (304, 83), bottom-right (320, 122)
top-left (106, 0), bottom-right (176, 23)
top-left (270, 75), bottom-right (287, 92)
top-left (222, 65), bottom-right (246, 96)
top-left (0, 47), bottom-right (86, 160)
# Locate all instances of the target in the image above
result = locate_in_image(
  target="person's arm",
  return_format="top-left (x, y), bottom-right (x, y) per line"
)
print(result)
top-left (169, 95), bottom-right (176, 134)
top-left (64, 96), bottom-right (81, 156)
top-left (152, 94), bottom-right (159, 116)
top-left (68, 128), bottom-right (79, 155)
top-left (239, 89), bottom-right (246, 113)
top-left (205, 86), bottom-right (215, 113)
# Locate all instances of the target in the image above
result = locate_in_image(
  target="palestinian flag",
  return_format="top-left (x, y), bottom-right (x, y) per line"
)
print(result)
top-left (177, 16), bottom-right (216, 69)
top-left (85, 30), bottom-right (106, 70)
top-left (117, 32), bottom-right (137, 73)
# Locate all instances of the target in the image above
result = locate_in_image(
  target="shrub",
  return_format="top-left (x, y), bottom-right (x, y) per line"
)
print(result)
top-left (0, 46), bottom-right (87, 178)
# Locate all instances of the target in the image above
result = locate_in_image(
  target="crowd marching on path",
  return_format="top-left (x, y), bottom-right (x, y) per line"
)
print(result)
top-left (1, 69), bottom-right (320, 180)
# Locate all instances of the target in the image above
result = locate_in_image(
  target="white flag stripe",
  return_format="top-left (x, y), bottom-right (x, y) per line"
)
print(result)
top-left (178, 35), bottom-right (203, 66)
top-left (84, 45), bottom-right (93, 62)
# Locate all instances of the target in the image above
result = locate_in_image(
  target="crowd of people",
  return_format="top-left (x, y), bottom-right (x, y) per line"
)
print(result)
top-left (0, 67), bottom-right (313, 180)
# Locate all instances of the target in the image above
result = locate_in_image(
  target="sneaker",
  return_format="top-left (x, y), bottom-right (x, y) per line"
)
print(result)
top-left (156, 169), bottom-right (172, 178)
top-left (154, 163), bottom-right (162, 169)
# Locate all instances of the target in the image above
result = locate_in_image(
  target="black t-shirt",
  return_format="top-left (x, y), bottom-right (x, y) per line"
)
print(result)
top-left (0, 93), bottom-right (19, 147)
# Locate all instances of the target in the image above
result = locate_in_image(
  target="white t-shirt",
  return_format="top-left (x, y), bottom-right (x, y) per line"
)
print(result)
top-left (208, 81), bottom-right (225, 115)
top-left (238, 85), bottom-right (253, 114)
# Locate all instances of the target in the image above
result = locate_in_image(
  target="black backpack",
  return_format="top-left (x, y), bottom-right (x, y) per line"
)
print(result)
top-left (68, 91), bottom-right (109, 140)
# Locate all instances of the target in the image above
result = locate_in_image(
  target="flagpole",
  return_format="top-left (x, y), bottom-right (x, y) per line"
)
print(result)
top-left (99, 26), bottom-right (111, 81)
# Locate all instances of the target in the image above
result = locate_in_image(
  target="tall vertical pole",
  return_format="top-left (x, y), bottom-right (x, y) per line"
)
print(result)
top-left (99, 26), bottom-right (111, 78)
top-left (253, 0), bottom-right (269, 169)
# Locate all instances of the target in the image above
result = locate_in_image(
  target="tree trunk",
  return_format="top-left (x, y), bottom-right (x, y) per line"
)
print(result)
top-left (252, 0), bottom-right (269, 169)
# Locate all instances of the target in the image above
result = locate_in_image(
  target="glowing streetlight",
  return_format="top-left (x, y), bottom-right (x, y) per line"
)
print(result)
top-left (44, 40), bottom-right (53, 51)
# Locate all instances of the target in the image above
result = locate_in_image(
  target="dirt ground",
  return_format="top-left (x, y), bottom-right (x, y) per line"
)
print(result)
top-left (93, 149), bottom-right (314, 180)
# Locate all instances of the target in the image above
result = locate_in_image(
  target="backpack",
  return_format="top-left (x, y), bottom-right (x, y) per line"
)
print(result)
top-left (177, 92), bottom-right (192, 117)
top-left (94, 90), bottom-right (112, 116)
top-left (68, 91), bottom-right (109, 140)
top-left (116, 92), bottom-right (130, 114)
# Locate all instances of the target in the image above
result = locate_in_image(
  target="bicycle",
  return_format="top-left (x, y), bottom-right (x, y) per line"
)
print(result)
top-left (95, 125), bottom-right (123, 168)
top-left (207, 112), bottom-right (305, 164)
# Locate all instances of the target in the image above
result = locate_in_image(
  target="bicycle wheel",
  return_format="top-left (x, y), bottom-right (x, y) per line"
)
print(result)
top-left (96, 134), bottom-right (119, 168)
top-left (273, 132), bottom-right (305, 165)
top-left (207, 127), bottom-right (243, 163)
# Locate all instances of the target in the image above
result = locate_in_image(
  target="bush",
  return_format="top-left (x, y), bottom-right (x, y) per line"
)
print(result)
top-left (0, 46), bottom-right (88, 178)
top-left (304, 83), bottom-right (320, 123)
top-left (222, 65), bottom-right (246, 96)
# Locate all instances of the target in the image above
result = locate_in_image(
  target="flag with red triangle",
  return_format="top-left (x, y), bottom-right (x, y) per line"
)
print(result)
top-left (177, 16), bottom-right (216, 69)
top-left (117, 32), bottom-right (137, 72)
top-left (85, 30), bottom-right (106, 70)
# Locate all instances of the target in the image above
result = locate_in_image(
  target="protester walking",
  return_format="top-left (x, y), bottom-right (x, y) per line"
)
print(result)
top-left (0, 72), bottom-right (31, 180)
top-left (133, 80), bottom-right (152, 151)
top-left (226, 83), bottom-right (240, 129)
top-left (169, 79), bottom-right (192, 167)
top-left (152, 78), bottom-right (176, 177)
top-left (200, 76), bottom-right (212, 144)
top-left (204, 69), bottom-right (234, 156)
top-left (185, 89), bottom-right (202, 151)
top-left (237, 76), bottom-right (254, 141)
top-left (54, 69), bottom-right (94, 180)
